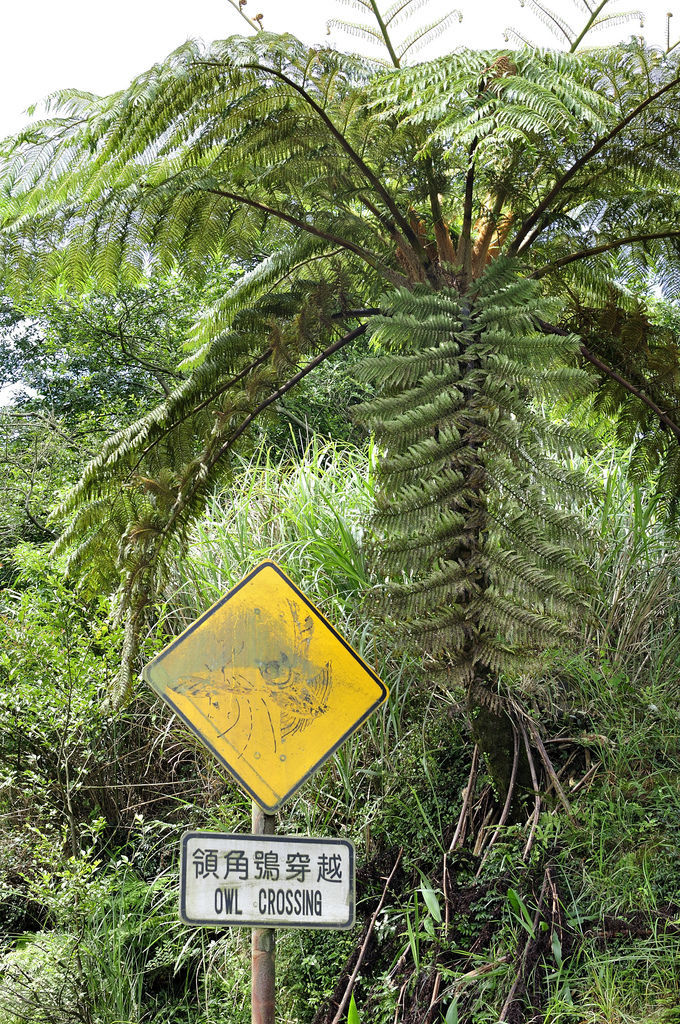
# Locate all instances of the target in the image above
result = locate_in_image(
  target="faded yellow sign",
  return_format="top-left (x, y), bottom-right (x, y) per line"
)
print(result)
top-left (142, 561), bottom-right (388, 811)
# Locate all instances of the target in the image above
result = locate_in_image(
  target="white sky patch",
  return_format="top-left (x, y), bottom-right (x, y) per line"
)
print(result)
top-left (0, 1), bottom-right (676, 138)
top-left (0, 383), bottom-right (36, 407)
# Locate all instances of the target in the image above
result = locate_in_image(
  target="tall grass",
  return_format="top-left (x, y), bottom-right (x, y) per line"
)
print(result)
top-left (587, 450), bottom-right (680, 684)
top-left (516, 451), bottom-right (680, 1024)
top-left (172, 437), bottom-right (375, 627)
top-left (161, 438), bottom-right (432, 841)
top-left (151, 440), bottom-right (680, 1024)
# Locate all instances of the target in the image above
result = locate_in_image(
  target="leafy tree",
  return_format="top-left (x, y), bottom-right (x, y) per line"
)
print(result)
top-left (0, 279), bottom-right (202, 555)
top-left (3, 0), bottom-right (680, 791)
top-left (0, 299), bottom-right (57, 549)
top-left (0, 279), bottom-right (203, 424)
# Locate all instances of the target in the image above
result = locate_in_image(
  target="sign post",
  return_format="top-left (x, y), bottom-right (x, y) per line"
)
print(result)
top-left (143, 560), bottom-right (386, 1023)
top-left (252, 803), bottom-right (276, 1024)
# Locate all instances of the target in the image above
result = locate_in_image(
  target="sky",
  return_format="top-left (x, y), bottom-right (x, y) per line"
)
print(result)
top-left (0, 1), bottom-right (677, 138)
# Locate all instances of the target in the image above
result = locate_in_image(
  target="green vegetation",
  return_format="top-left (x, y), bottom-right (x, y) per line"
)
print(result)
top-left (0, 0), bottom-right (679, 1021)
top-left (0, 448), bottom-right (678, 1022)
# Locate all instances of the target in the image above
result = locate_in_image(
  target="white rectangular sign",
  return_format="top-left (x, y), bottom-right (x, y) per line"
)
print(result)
top-left (180, 832), bottom-right (355, 929)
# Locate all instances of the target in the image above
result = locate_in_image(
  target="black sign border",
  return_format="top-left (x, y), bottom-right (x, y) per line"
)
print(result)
top-left (179, 831), bottom-right (356, 930)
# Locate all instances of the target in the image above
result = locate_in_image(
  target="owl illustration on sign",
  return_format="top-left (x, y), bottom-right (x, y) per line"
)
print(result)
top-left (143, 560), bottom-right (388, 811)
top-left (170, 597), bottom-right (334, 756)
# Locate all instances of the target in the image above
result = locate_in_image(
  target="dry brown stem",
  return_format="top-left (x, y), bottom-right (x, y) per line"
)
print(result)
top-left (330, 849), bottom-right (403, 1024)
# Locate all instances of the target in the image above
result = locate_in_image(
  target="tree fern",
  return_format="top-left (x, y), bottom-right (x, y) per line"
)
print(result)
top-left (354, 257), bottom-right (596, 689)
top-left (329, 0), bottom-right (463, 67)
top-left (505, 0), bottom-right (644, 52)
top-left (3, 7), bottom-right (680, 796)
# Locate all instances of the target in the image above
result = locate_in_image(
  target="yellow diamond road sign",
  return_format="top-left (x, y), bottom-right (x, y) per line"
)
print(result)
top-left (143, 561), bottom-right (388, 811)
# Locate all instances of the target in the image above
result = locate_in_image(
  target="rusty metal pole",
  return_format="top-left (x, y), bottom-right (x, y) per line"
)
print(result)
top-left (252, 802), bottom-right (276, 1024)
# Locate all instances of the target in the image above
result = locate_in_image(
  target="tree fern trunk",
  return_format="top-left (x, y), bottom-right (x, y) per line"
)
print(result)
top-left (356, 258), bottom-right (594, 813)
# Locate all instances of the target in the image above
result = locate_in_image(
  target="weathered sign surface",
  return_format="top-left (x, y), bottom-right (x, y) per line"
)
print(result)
top-left (142, 561), bottom-right (388, 811)
top-left (180, 831), bottom-right (355, 929)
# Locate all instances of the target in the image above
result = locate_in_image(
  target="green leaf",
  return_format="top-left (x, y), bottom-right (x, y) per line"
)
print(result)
top-left (444, 999), bottom-right (459, 1024)
top-left (506, 887), bottom-right (535, 938)
top-left (419, 880), bottom-right (442, 923)
top-left (348, 992), bottom-right (361, 1024)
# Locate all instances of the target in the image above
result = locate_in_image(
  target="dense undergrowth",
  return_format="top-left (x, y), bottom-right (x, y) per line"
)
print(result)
top-left (0, 441), bottom-right (678, 1024)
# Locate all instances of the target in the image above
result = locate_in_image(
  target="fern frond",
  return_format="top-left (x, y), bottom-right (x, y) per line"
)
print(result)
top-left (520, 0), bottom-right (576, 46)
top-left (397, 12), bottom-right (464, 61)
top-left (355, 257), bottom-right (597, 684)
top-left (5, 26), bottom-right (680, 705)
